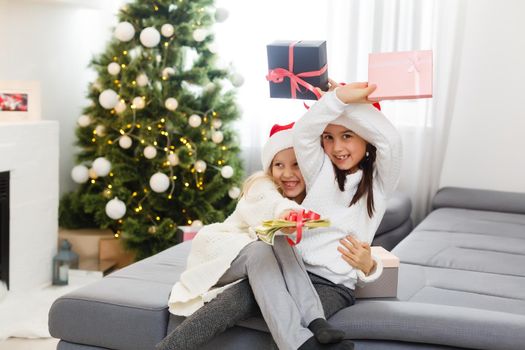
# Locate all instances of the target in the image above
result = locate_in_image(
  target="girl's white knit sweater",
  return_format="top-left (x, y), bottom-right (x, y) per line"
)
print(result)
top-left (293, 91), bottom-right (403, 289)
top-left (168, 174), bottom-right (301, 316)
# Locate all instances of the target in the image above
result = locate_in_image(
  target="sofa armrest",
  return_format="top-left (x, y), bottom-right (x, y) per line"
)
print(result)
top-left (432, 187), bottom-right (525, 215)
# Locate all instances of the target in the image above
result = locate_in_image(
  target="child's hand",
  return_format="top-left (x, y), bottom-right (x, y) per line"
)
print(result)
top-left (278, 209), bottom-right (297, 234)
top-left (315, 78), bottom-right (342, 97)
top-left (337, 235), bottom-right (375, 275)
top-left (335, 82), bottom-right (377, 104)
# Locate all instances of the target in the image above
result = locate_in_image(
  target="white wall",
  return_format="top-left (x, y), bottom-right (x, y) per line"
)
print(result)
top-left (0, 0), bottom-right (125, 196)
top-left (439, 0), bottom-right (525, 192)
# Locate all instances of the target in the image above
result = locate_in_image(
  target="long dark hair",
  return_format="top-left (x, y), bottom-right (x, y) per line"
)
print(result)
top-left (333, 143), bottom-right (377, 217)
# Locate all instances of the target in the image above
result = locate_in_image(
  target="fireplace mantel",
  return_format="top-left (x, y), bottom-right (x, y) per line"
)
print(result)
top-left (0, 121), bottom-right (58, 292)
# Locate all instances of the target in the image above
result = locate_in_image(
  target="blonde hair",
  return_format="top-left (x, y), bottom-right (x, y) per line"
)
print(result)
top-left (239, 171), bottom-right (274, 199)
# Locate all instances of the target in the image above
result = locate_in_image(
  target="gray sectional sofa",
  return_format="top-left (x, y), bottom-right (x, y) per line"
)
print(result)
top-left (49, 188), bottom-right (525, 349)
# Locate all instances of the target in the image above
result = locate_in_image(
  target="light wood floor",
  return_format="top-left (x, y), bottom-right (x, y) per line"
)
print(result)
top-left (0, 337), bottom-right (58, 350)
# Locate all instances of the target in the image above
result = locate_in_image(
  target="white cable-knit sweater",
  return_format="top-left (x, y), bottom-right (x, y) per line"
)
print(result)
top-left (168, 174), bottom-right (301, 316)
top-left (293, 91), bottom-right (403, 289)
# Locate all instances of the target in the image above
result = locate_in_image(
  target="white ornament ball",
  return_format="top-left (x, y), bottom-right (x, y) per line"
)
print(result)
top-left (93, 157), bottom-right (111, 177)
top-left (107, 62), bottom-right (121, 75)
top-left (161, 23), bottom-right (174, 37)
top-left (211, 131), bottom-right (224, 144)
top-left (168, 153), bottom-right (179, 166)
top-left (165, 97), bottom-right (178, 111)
top-left (192, 28), bottom-right (207, 42)
top-left (188, 114), bottom-right (202, 128)
top-left (77, 115), bottom-right (91, 127)
top-left (99, 89), bottom-right (119, 109)
top-left (204, 82), bottom-right (216, 91)
top-left (143, 145), bottom-right (157, 159)
top-left (221, 165), bottom-right (234, 179)
top-left (132, 96), bottom-right (145, 109)
top-left (105, 197), bottom-right (126, 220)
top-left (228, 186), bottom-right (241, 199)
top-left (208, 43), bottom-right (219, 54)
top-left (162, 67), bottom-right (175, 78)
top-left (194, 160), bottom-right (207, 173)
top-left (114, 22), bottom-right (135, 42)
top-left (150, 172), bottom-right (170, 193)
top-left (136, 73), bottom-right (149, 87)
top-left (214, 8), bottom-right (229, 22)
top-left (231, 73), bottom-right (244, 87)
top-left (140, 27), bottom-right (161, 48)
top-left (95, 124), bottom-right (106, 136)
top-left (114, 100), bottom-right (126, 114)
top-left (119, 135), bottom-right (132, 149)
top-left (212, 118), bottom-right (222, 129)
top-left (191, 220), bottom-right (203, 228)
top-left (71, 165), bottom-right (89, 183)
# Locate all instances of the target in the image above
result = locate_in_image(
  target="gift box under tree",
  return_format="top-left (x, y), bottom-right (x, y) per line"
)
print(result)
top-left (266, 40), bottom-right (329, 100)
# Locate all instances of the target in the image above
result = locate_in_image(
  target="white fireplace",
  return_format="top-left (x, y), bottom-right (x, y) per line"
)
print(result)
top-left (0, 121), bottom-right (58, 292)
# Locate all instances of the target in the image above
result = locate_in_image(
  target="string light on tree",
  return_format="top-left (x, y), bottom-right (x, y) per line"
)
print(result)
top-left (114, 21), bottom-right (135, 42)
top-left (71, 165), bottom-right (89, 183)
top-left (150, 172), bottom-right (170, 193)
top-left (105, 197), bottom-right (126, 220)
top-left (220, 165), bottom-right (234, 179)
top-left (77, 115), bottom-right (91, 127)
top-left (140, 27), bottom-right (161, 47)
top-left (144, 145), bottom-right (157, 159)
top-left (88, 168), bottom-right (98, 179)
top-left (92, 157), bottom-right (111, 177)
top-left (99, 89), bottom-right (119, 109)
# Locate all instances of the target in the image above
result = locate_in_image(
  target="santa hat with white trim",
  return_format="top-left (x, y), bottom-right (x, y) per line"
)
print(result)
top-left (261, 122), bottom-right (294, 172)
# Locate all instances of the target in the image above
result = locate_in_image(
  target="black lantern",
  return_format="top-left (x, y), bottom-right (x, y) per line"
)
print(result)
top-left (52, 239), bottom-right (79, 285)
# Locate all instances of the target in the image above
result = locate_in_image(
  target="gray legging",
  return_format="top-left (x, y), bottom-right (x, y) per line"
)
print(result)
top-left (156, 273), bottom-right (355, 350)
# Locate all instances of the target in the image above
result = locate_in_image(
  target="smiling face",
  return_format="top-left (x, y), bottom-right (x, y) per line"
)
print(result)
top-left (321, 124), bottom-right (368, 173)
top-left (270, 148), bottom-right (306, 203)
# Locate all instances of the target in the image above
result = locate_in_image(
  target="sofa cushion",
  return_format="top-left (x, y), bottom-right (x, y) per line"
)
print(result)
top-left (376, 191), bottom-right (412, 235)
top-left (49, 242), bottom-right (192, 350)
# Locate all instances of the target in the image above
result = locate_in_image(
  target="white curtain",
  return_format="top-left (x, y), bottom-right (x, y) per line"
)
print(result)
top-left (215, 0), bottom-right (467, 224)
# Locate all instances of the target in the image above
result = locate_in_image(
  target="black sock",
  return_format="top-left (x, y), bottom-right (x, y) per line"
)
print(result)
top-left (308, 318), bottom-right (346, 344)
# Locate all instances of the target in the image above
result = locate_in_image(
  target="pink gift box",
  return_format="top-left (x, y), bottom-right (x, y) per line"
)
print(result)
top-left (368, 50), bottom-right (433, 101)
top-left (179, 226), bottom-right (198, 241)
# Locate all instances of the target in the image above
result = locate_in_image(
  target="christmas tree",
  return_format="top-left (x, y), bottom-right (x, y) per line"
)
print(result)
top-left (60, 0), bottom-right (244, 260)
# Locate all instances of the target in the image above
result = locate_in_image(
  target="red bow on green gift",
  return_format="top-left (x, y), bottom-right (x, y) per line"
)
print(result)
top-left (284, 209), bottom-right (321, 246)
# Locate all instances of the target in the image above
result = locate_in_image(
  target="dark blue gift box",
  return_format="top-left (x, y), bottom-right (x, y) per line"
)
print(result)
top-left (266, 40), bottom-right (329, 100)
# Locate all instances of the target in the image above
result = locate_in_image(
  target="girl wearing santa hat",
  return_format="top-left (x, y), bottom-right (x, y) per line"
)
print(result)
top-left (165, 122), bottom-right (355, 350)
